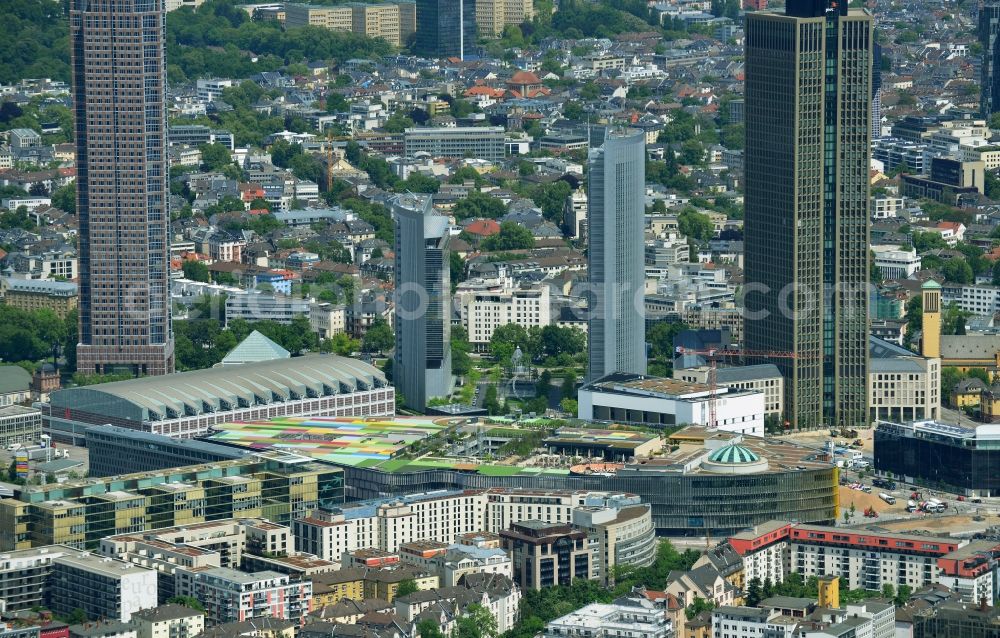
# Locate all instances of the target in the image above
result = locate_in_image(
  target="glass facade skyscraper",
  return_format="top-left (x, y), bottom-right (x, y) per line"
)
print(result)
top-left (415, 0), bottom-right (477, 59)
top-left (980, 2), bottom-right (1000, 116)
top-left (744, 0), bottom-right (872, 428)
top-left (586, 130), bottom-right (646, 382)
top-left (71, 0), bottom-right (174, 376)
top-left (393, 194), bottom-right (452, 411)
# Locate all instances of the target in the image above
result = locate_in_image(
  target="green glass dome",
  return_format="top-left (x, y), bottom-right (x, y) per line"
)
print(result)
top-left (708, 444), bottom-right (760, 465)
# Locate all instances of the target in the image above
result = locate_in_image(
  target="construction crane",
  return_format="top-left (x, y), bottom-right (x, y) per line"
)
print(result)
top-left (674, 347), bottom-right (801, 431)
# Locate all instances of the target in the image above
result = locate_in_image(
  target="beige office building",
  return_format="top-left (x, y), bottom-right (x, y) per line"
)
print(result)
top-left (352, 3), bottom-right (402, 46)
top-left (285, 2), bottom-right (410, 45)
top-left (284, 3), bottom-right (353, 30)
top-left (475, 0), bottom-right (534, 37)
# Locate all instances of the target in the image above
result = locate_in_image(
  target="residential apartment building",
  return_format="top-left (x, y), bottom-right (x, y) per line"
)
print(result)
top-left (727, 521), bottom-right (997, 596)
top-left (713, 602), bottom-right (894, 638)
top-left (309, 303), bottom-right (347, 339)
top-left (99, 518), bottom-right (291, 580)
top-left (195, 79), bottom-right (234, 102)
top-left (460, 284), bottom-right (551, 348)
top-left (711, 606), bottom-right (787, 638)
top-left (0, 545), bottom-right (76, 611)
top-left (744, 1), bottom-right (873, 429)
top-left (176, 568), bottom-right (311, 625)
top-left (942, 282), bottom-right (1000, 316)
top-left (587, 130), bottom-right (646, 382)
top-left (130, 604), bottom-right (205, 638)
top-left (572, 505), bottom-right (657, 585)
top-left (293, 489), bottom-right (651, 581)
top-left (403, 127), bottom-right (504, 162)
top-left (871, 196), bottom-right (907, 220)
top-left (48, 553), bottom-right (158, 622)
top-left (475, 0), bottom-right (533, 37)
top-left (543, 598), bottom-right (671, 638)
top-left (399, 542), bottom-right (513, 587)
top-left (0, 456), bottom-right (343, 550)
top-left (501, 521), bottom-right (593, 590)
top-left (71, 0), bottom-right (174, 376)
top-left (0, 277), bottom-right (78, 318)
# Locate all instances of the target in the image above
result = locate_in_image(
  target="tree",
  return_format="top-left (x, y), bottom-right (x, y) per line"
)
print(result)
top-left (536, 369), bottom-right (553, 399)
top-left (383, 111), bottom-right (415, 133)
top-left (453, 191), bottom-right (507, 220)
top-left (321, 332), bottom-right (360, 356)
top-left (562, 373), bottom-right (577, 399)
top-left (484, 385), bottom-right (502, 415)
top-left (398, 172), bottom-right (440, 193)
top-left (452, 326), bottom-right (473, 376)
top-left (456, 604), bottom-right (498, 638)
top-left (417, 620), bottom-right (446, 638)
top-left (679, 139), bottom-right (705, 165)
top-left (911, 231), bottom-right (948, 252)
top-left (678, 208), bottom-right (714, 241)
top-left (559, 398), bottom-right (578, 414)
top-left (361, 316), bottom-right (394, 354)
top-left (881, 583), bottom-right (895, 600)
top-left (746, 578), bottom-right (763, 607)
top-left (450, 251), bottom-right (466, 291)
top-left (51, 181), bottom-right (75, 213)
top-left (182, 260), bottom-right (210, 282)
top-left (528, 180), bottom-right (573, 222)
top-left (685, 597), bottom-right (715, 620)
top-left (490, 323), bottom-right (530, 366)
top-left (540, 325), bottom-right (586, 359)
top-left (396, 578), bottom-right (420, 598)
top-left (941, 259), bottom-right (973, 284)
top-left (450, 166), bottom-right (484, 185)
top-left (563, 100), bottom-right (585, 121)
top-left (65, 609), bottom-right (88, 625)
top-left (894, 585), bottom-right (912, 606)
top-left (482, 221), bottom-right (535, 251)
top-left (167, 596), bottom-right (205, 612)
top-left (199, 143), bottom-right (232, 172)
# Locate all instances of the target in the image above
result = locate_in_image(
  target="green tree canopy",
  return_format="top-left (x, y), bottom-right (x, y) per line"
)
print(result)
top-left (454, 191), bottom-right (508, 220)
top-left (482, 221), bottom-right (535, 251)
top-left (182, 260), bottom-right (210, 282)
top-left (199, 142), bottom-right (232, 172)
top-left (361, 316), bottom-right (394, 354)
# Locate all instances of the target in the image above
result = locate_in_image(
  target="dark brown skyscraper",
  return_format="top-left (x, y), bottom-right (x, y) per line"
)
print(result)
top-left (744, 0), bottom-right (872, 428)
top-left (71, 0), bottom-right (174, 375)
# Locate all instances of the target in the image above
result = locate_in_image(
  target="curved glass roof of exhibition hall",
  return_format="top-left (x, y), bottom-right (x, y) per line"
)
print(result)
top-left (49, 355), bottom-right (387, 422)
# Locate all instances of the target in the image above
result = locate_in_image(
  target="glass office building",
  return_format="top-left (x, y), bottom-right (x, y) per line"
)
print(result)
top-left (874, 420), bottom-right (1000, 496)
top-left (415, 0), bottom-right (477, 59)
